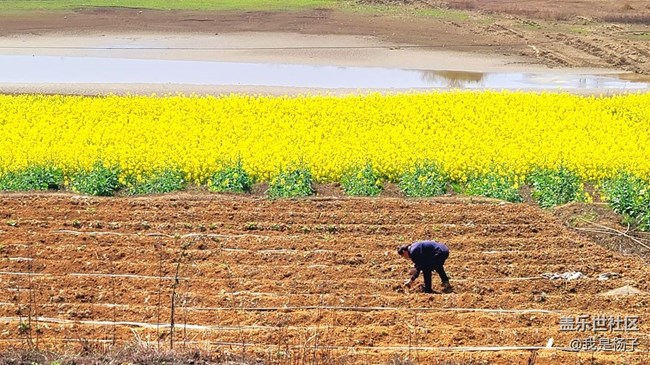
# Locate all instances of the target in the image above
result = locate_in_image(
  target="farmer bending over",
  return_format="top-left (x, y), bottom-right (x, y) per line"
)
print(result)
top-left (398, 241), bottom-right (452, 294)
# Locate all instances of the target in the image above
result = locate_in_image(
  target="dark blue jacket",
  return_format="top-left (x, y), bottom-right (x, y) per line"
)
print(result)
top-left (409, 241), bottom-right (449, 278)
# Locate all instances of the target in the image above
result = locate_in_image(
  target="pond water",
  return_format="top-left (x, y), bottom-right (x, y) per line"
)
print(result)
top-left (1, 55), bottom-right (648, 90)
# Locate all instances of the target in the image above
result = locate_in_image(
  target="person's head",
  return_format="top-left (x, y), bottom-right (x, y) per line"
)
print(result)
top-left (397, 244), bottom-right (410, 259)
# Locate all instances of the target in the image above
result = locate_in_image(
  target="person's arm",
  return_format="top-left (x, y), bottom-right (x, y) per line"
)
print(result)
top-left (411, 266), bottom-right (421, 281)
top-left (404, 266), bottom-right (421, 287)
top-left (403, 243), bottom-right (422, 287)
top-left (408, 246), bottom-right (424, 280)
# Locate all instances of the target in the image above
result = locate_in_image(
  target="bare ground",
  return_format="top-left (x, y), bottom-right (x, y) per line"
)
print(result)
top-left (0, 2), bottom-right (649, 76)
top-left (1, 3), bottom-right (649, 363)
top-left (0, 193), bottom-right (649, 364)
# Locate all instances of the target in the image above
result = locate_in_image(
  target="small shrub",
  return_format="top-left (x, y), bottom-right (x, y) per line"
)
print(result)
top-left (0, 165), bottom-right (64, 191)
top-left (208, 161), bottom-right (253, 193)
top-left (527, 166), bottom-right (585, 208)
top-left (17, 321), bottom-right (30, 335)
top-left (69, 162), bottom-right (122, 196)
top-left (464, 171), bottom-right (523, 203)
top-left (267, 167), bottom-right (314, 199)
top-left (126, 169), bottom-right (186, 195)
top-left (399, 162), bottom-right (449, 197)
top-left (341, 163), bottom-right (382, 197)
top-left (601, 172), bottom-right (650, 231)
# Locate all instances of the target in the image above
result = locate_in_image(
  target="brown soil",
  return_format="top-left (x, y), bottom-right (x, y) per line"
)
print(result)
top-left (1, 2), bottom-right (649, 362)
top-left (1, 193), bottom-right (649, 364)
top-left (0, 2), bottom-right (649, 76)
top-left (553, 202), bottom-right (650, 263)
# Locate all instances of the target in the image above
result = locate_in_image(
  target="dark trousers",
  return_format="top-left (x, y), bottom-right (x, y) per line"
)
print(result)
top-left (422, 251), bottom-right (450, 293)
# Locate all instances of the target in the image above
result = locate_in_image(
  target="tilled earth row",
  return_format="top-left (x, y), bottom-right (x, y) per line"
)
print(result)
top-left (0, 193), bottom-right (648, 364)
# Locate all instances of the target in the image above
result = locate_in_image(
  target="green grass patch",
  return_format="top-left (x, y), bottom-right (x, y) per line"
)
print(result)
top-left (342, 2), bottom-right (468, 20)
top-left (626, 32), bottom-right (650, 41)
top-left (569, 26), bottom-right (589, 35)
top-left (0, 0), bottom-right (339, 13)
top-left (601, 172), bottom-right (650, 231)
top-left (527, 166), bottom-right (585, 208)
top-left (464, 171), bottom-right (522, 203)
top-left (69, 161), bottom-right (122, 196)
top-left (0, 165), bottom-right (64, 191)
top-left (414, 7), bottom-right (469, 20)
top-left (338, 2), bottom-right (400, 15)
top-left (208, 161), bottom-right (253, 194)
top-left (267, 166), bottom-right (314, 199)
top-left (126, 169), bottom-right (186, 195)
top-left (398, 162), bottom-right (448, 197)
top-left (341, 163), bottom-right (382, 197)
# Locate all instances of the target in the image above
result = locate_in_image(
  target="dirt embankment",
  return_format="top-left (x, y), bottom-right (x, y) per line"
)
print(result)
top-left (0, 2), bottom-right (649, 76)
top-left (0, 194), bottom-right (648, 364)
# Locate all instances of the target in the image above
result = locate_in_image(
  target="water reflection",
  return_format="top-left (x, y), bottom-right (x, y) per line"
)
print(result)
top-left (420, 70), bottom-right (486, 88)
top-left (0, 55), bottom-right (647, 90)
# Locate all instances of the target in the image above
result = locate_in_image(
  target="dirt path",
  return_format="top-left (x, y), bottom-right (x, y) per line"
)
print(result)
top-left (1, 193), bottom-right (648, 363)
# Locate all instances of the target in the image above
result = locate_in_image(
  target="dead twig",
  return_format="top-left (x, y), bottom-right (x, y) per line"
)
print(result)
top-left (26, 240), bottom-right (34, 349)
top-left (110, 250), bottom-right (118, 346)
top-left (575, 218), bottom-right (650, 251)
top-left (170, 241), bottom-right (190, 349)
top-left (156, 243), bottom-right (163, 350)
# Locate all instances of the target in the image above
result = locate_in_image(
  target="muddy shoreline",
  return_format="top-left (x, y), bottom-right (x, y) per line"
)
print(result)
top-left (1, 32), bottom-right (646, 95)
top-left (1, 5), bottom-right (649, 76)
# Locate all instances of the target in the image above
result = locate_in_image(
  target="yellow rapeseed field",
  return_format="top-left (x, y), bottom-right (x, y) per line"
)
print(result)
top-left (1, 92), bottom-right (648, 183)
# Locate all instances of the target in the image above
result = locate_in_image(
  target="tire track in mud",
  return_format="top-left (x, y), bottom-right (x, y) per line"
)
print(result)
top-left (546, 33), bottom-right (650, 74)
top-left (475, 22), bottom-right (578, 68)
top-left (467, 18), bottom-right (649, 75)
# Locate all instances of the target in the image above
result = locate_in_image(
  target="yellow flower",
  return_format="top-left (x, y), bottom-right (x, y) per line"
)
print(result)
top-left (0, 92), bottom-right (648, 183)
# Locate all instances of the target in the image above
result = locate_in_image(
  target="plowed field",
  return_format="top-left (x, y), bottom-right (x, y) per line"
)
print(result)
top-left (0, 193), bottom-right (648, 364)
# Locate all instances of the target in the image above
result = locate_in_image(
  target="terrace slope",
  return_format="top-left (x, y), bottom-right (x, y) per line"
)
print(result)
top-left (0, 193), bottom-right (648, 364)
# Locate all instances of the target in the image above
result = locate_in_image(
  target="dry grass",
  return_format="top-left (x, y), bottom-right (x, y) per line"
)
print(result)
top-left (441, 0), bottom-right (650, 23)
top-left (0, 344), bottom-right (263, 365)
top-left (0, 345), bottom-right (522, 365)
top-left (601, 13), bottom-right (650, 24)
